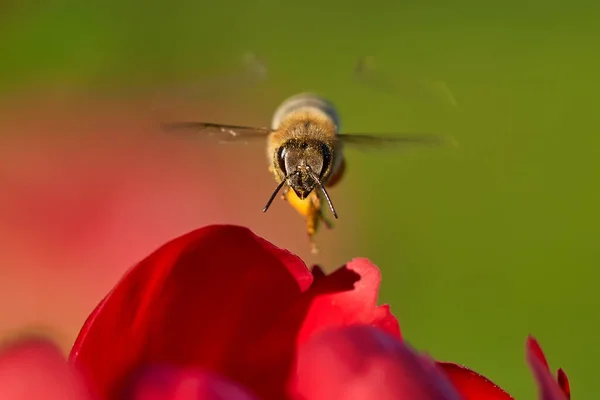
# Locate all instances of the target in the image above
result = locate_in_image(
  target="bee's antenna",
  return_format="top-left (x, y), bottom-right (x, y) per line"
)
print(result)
top-left (309, 172), bottom-right (338, 219)
top-left (262, 173), bottom-right (291, 213)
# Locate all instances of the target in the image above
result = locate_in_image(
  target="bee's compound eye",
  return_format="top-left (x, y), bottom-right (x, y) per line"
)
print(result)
top-left (320, 143), bottom-right (332, 178)
top-left (277, 146), bottom-right (287, 175)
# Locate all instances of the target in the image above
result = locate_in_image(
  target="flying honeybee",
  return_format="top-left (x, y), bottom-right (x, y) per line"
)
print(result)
top-left (161, 92), bottom-right (451, 253)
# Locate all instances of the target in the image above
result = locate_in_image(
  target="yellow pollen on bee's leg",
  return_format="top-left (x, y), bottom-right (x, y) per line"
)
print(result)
top-left (285, 190), bottom-right (317, 219)
top-left (306, 211), bottom-right (318, 236)
top-left (285, 190), bottom-right (323, 252)
top-left (307, 215), bottom-right (320, 254)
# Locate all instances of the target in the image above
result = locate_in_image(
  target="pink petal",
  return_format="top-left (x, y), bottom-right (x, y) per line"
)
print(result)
top-left (297, 258), bottom-right (401, 345)
top-left (291, 325), bottom-right (461, 400)
top-left (0, 337), bottom-right (92, 400)
top-left (526, 336), bottom-right (568, 400)
top-left (437, 363), bottom-right (514, 400)
top-left (129, 366), bottom-right (258, 400)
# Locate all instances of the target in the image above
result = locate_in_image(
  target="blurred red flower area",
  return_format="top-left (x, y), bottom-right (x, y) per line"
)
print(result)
top-left (0, 225), bottom-right (571, 400)
top-left (0, 98), bottom-right (340, 354)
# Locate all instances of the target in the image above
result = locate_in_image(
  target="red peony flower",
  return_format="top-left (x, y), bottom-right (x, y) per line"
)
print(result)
top-left (526, 336), bottom-right (571, 400)
top-left (0, 225), bottom-right (572, 400)
top-left (69, 224), bottom-right (401, 399)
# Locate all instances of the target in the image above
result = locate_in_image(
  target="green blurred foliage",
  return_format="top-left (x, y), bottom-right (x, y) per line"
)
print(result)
top-left (2, 1), bottom-right (599, 398)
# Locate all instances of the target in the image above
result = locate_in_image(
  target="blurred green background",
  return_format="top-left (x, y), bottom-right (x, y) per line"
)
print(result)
top-left (2, 1), bottom-right (599, 398)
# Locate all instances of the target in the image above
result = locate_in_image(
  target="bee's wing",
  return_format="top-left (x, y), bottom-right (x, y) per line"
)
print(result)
top-left (338, 132), bottom-right (456, 150)
top-left (150, 51), bottom-right (268, 112)
top-left (353, 56), bottom-right (458, 107)
top-left (160, 121), bottom-right (273, 144)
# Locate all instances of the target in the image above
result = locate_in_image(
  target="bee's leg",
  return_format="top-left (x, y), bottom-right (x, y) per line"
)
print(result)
top-left (307, 220), bottom-right (319, 254)
top-left (319, 212), bottom-right (334, 230)
top-left (309, 238), bottom-right (319, 254)
top-left (280, 185), bottom-right (289, 201)
top-left (306, 207), bottom-right (318, 235)
top-left (307, 193), bottom-right (322, 254)
top-left (314, 191), bottom-right (333, 229)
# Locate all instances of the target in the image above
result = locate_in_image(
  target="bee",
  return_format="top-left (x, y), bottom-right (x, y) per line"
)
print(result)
top-left (161, 92), bottom-right (449, 253)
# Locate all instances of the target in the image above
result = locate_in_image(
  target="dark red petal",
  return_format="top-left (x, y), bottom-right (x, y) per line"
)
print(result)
top-left (437, 363), bottom-right (514, 400)
top-left (297, 258), bottom-right (401, 344)
top-left (129, 366), bottom-right (258, 400)
top-left (557, 369), bottom-right (570, 399)
top-left (0, 337), bottom-right (92, 400)
top-left (291, 325), bottom-right (462, 400)
top-left (525, 337), bottom-right (568, 400)
top-left (70, 225), bottom-right (312, 400)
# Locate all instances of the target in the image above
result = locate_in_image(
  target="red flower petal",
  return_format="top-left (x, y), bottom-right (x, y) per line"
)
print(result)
top-left (240, 259), bottom-right (402, 396)
top-left (71, 226), bottom-right (403, 399)
top-left (291, 325), bottom-right (462, 400)
top-left (297, 259), bottom-right (401, 344)
top-left (0, 337), bottom-right (92, 400)
top-left (436, 362), bottom-right (514, 400)
top-left (129, 367), bottom-right (258, 400)
top-left (526, 337), bottom-right (568, 400)
top-left (70, 225), bottom-right (312, 399)
top-left (527, 336), bottom-right (550, 371)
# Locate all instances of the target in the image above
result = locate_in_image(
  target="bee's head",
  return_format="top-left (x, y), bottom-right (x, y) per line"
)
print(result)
top-left (262, 139), bottom-right (338, 219)
top-left (277, 139), bottom-right (331, 199)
